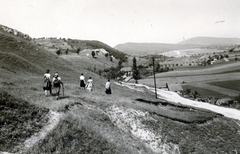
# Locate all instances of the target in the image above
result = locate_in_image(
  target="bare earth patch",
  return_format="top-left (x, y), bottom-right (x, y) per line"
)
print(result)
top-left (106, 105), bottom-right (180, 154)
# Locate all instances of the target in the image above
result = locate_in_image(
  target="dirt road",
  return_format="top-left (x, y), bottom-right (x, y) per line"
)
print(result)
top-left (117, 82), bottom-right (240, 121)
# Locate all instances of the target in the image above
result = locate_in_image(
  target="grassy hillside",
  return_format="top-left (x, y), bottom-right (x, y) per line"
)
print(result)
top-left (35, 38), bottom-right (127, 62)
top-left (1, 25), bottom-right (240, 154)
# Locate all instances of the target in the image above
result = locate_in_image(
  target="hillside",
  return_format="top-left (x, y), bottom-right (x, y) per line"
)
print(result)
top-left (35, 38), bottom-right (127, 62)
top-left (178, 36), bottom-right (240, 46)
top-left (1, 25), bottom-right (240, 154)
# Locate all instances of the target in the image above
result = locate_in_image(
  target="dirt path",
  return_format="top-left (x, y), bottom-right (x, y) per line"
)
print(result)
top-left (12, 110), bottom-right (63, 154)
top-left (116, 82), bottom-right (240, 121)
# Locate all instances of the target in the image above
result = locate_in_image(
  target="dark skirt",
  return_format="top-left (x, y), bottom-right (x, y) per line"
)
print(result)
top-left (43, 81), bottom-right (52, 90)
top-left (105, 88), bottom-right (111, 94)
top-left (53, 82), bottom-right (61, 88)
top-left (80, 80), bottom-right (85, 87)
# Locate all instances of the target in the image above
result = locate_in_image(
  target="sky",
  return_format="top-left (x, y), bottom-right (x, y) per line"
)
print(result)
top-left (0, 0), bottom-right (240, 47)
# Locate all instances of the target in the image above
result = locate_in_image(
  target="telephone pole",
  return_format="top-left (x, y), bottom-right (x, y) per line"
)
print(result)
top-left (152, 57), bottom-right (157, 99)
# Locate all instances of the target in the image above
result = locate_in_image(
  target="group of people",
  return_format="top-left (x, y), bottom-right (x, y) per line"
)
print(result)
top-left (43, 70), bottom-right (112, 98)
top-left (43, 70), bottom-right (63, 98)
top-left (79, 73), bottom-right (93, 91)
top-left (79, 73), bottom-right (112, 94)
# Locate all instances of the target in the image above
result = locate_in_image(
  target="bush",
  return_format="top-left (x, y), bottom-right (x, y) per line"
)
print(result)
top-left (56, 49), bottom-right (61, 55)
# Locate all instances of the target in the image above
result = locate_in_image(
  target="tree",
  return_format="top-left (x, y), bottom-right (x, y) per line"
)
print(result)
top-left (105, 53), bottom-right (109, 58)
top-left (91, 51), bottom-right (95, 58)
top-left (76, 48), bottom-right (80, 55)
top-left (118, 60), bottom-right (123, 66)
top-left (56, 49), bottom-right (61, 55)
top-left (132, 57), bottom-right (140, 83)
top-left (66, 48), bottom-right (69, 55)
top-left (156, 63), bottom-right (160, 72)
top-left (117, 60), bottom-right (123, 69)
top-left (224, 54), bottom-right (229, 58)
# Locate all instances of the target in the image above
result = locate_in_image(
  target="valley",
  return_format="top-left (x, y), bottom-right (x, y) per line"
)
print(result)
top-left (1, 24), bottom-right (240, 154)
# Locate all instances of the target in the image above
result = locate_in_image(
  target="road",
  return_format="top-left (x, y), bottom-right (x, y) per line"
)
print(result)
top-left (116, 82), bottom-right (240, 121)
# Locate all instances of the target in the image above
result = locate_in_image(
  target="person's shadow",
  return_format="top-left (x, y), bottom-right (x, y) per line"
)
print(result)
top-left (58, 96), bottom-right (70, 99)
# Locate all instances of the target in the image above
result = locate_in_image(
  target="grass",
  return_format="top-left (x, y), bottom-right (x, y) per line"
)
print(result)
top-left (182, 85), bottom-right (229, 98)
top-left (209, 80), bottom-right (240, 91)
top-left (1, 28), bottom-right (240, 154)
top-left (0, 92), bottom-right (49, 152)
top-left (26, 104), bottom-right (151, 154)
top-left (134, 99), bottom-right (221, 124)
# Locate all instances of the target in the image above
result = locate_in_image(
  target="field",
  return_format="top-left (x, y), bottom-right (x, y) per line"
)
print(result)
top-left (139, 61), bottom-right (240, 99)
top-left (161, 48), bottom-right (224, 57)
top-left (209, 80), bottom-right (240, 91)
top-left (1, 28), bottom-right (240, 153)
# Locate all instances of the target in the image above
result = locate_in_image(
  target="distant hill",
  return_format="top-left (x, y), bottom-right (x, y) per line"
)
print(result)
top-left (178, 37), bottom-right (240, 46)
top-left (114, 37), bottom-right (240, 56)
top-left (114, 42), bottom-right (201, 56)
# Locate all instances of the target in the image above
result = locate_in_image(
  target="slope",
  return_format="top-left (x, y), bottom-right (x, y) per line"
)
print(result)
top-left (0, 31), bottom-right (86, 83)
top-left (114, 42), bottom-right (202, 55)
top-left (178, 36), bottom-right (240, 45)
top-left (1, 25), bottom-right (240, 154)
top-left (35, 38), bottom-right (128, 62)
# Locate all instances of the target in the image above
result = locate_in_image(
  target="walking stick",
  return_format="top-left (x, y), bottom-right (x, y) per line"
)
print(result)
top-left (62, 83), bottom-right (64, 97)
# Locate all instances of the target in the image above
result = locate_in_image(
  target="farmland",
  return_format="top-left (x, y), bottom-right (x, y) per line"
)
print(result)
top-left (139, 61), bottom-right (240, 99)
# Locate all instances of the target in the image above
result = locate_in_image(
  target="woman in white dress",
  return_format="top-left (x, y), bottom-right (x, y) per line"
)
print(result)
top-left (85, 77), bottom-right (93, 92)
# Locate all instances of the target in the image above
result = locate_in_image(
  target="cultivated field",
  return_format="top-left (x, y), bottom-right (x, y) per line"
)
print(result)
top-left (139, 62), bottom-right (240, 99)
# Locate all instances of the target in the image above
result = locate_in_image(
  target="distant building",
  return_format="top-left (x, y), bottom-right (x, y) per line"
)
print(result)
top-left (120, 67), bottom-right (132, 76)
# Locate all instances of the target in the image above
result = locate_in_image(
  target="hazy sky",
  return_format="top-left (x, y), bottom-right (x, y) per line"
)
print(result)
top-left (0, 0), bottom-right (240, 47)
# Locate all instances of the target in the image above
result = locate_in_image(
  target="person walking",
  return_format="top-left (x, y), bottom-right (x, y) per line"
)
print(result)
top-left (105, 79), bottom-right (112, 94)
top-left (43, 69), bottom-right (52, 96)
top-left (85, 77), bottom-right (93, 92)
top-left (79, 73), bottom-right (85, 89)
top-left (52, 72), bottom-right (63, 99)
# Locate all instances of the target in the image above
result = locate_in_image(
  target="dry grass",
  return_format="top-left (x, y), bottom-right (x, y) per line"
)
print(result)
top-left (0, 92), bottom-right (49, 152)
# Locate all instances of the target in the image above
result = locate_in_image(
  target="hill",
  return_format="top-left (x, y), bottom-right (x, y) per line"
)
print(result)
top-left (114, 37), bottom-right (240, 56)
top-left (1, 25), bottom-right (240, 154)
top-left (114, 42), bottom-right (202, 56)
top-left (0, 30), bottom-right (81, 82)
top-left (35, 38), bottom-right (127, 62)
top-left (178, 36), bottom-right (240, 46)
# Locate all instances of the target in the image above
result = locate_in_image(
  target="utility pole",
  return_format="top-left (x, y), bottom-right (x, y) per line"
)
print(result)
top-left (152, 57), bottom-right (157, 99)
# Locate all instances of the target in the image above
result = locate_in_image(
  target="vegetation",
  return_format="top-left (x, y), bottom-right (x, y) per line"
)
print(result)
top-left (91, 50), bottom-right (95, 58)
top-left (1, 24), bottom-right (240, 154)
top-left (56, 49), bottom-right (61, 55)
top-left (0, 92), bottom-right (49, 152)
top-left (67, 39), bottom-right (127, 62)
top-left (132, 57), bottom-right (140, 82)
